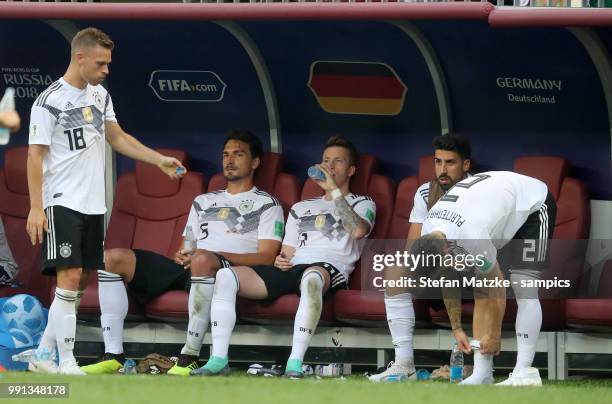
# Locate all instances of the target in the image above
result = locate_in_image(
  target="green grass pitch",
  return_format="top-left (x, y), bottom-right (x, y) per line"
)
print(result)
top-left (1, 372), bottom-right (611, 404)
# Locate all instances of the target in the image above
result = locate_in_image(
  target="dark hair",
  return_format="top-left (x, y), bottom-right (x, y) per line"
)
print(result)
top-left (324, 136), bottom-right (358, 166)
top-left (223, 129), bottom-right (262, 159)
top-left (71, 27), bottom-right (114, 54)
top-left (408, 233), bottom-right (447, 273)
top-left (432, 134), bottom-right (471, 161)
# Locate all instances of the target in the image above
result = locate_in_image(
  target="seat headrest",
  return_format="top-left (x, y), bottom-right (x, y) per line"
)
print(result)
top-left (253, 152), bottom-right (283, 194)
top-left (514, 156), bottom-right (569, 200)
top-left (3, 147), bottom-right (29, 195)
top-left (136, 149), bottom-right (190, 197)
top-left (418, 155), bottom-right (436, 184)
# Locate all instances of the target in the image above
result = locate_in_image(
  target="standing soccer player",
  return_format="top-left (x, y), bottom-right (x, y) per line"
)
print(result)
top-left (411, 171), bottom-right (556, 385)
top-left (26, 27), bottom-right (185, 375)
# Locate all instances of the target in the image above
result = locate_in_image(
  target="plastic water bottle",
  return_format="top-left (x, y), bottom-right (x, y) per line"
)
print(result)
top-left (449, 343), bottom-right (464, 383)
top-left (0, 88), bottom-right (15, 146)
top-left (416, 369), bottom-right (431, 381)
top-left (307, 165), bottom-right (326, 181)
top-left (183, 225), bottom-right (196, 254)
top-left (123, 359), bottom-right (137, 375)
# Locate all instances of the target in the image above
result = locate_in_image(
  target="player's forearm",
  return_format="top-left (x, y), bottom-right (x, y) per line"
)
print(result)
top-left (217, 251), bottom-right (277, 266)
top-left (26, 149), bottom-right (44, 210)
top-left (110, 132), bottom-right (162, 166)
top-left (443, 297), bottom-right (463, 331)
top-left (332, 194), bottom-right (370, 239)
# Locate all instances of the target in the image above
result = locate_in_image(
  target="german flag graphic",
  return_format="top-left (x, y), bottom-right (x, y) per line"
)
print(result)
top-left (308, 61), bottom-right (407, 116)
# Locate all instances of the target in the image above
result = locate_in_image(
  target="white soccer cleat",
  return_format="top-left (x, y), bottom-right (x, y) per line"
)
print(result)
top-left (496, 367), bottom-right (542, 386)
top-left (58, 359), bottom-right (86, 375)
top-left (368, 361), bottom-right (416, 382)
top-left (459, 373), bottom-right (494, 385)
top-left (28, 358), bottom-right (59, 374)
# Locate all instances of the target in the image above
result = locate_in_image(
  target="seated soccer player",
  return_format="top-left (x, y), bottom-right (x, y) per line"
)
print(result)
top-left (80, 130), bottom-right (284, 375)
top-left (370, 134), bottom-right (472, 382)
top-left (411, 170), bottom-right (556, 386)
top-left (191, 136), bottom-right (376, 378)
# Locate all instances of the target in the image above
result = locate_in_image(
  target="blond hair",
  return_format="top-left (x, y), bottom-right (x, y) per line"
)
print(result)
top-left (71, 27), bottom-right (114, 55)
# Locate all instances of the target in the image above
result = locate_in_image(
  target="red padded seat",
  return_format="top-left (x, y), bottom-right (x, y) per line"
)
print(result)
top-left (0, 147), bottom-right (53, 306)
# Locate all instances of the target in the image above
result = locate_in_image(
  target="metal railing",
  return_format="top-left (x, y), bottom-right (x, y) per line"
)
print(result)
top-left (0, 0), bottom-right (608, 9)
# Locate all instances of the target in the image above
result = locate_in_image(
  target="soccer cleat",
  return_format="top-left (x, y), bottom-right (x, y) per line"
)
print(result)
top-left (59, 359), bottom-right (86, 375)
top-left (496, 367), bottom-right (542, 387)
top-left (284, 358), bottom-right (304, 379)
top-left (459, 373), bottom-right (494, 385)
top-left (167, 354), bottom-right (199, 376)
top-left (190, 356), bottom-right (229, 376)
top-left (80, 353), bottom-right (125, 375)
top-left (368, 361), bottom-right (416, 383)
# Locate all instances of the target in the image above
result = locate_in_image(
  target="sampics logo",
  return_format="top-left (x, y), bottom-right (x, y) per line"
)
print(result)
top-left (148, 70), bottom-right (227, 102)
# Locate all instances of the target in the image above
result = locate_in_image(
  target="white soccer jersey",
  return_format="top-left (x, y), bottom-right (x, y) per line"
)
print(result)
top-left (184, 187), bottom-right (284, 254)
top-left (284, 194), bottom-right (376, 280)
top-left (29, 78), bottom-right (117, 215)
top-left (409, 182), bottom-right (430, 224)
top-left (409, 174), bottom-right (473, 224)
top-left (421, 171), bottom-right (548, 268)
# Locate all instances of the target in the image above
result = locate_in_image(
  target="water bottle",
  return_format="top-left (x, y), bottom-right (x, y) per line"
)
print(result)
top-left (183, 225), bottom-right (197, 254)
top-left (0, 88), bottom-right (15, 146)
top-left (122, 359), bottom-right (137, 375)
top-left (307, 165), bottom-right (326, 181)
top-left (449, 343), bottom-right (464, 383)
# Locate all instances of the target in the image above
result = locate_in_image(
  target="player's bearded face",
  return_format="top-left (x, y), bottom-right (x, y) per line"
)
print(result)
top-left (434, 149), bottom-right (470, 191)
top-left (322, 146), bottom-right (355, 188)
top-left (79, 45), bottom-right (111, 86)
top-left (223, 140), bottom-right (256, 182)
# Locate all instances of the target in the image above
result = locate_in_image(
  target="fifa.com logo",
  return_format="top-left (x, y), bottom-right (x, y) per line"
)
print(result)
top-left (156, 79), bottom-right (218, 93)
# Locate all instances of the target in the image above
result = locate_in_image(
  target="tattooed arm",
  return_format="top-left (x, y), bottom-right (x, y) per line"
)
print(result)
top-left (333, 195), bottom-right (371, 240)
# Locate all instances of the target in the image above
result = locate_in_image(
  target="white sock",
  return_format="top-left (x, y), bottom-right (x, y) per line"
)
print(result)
top-left (514, 298), bottom-right (542, 371)
top-left (288, 271), bottom-right (324, 361)
top-left (51, 287), bottom-right (78, 365)
top-left (98, 270), bottom-right (128, 355)
top-left (181, 276), bottom-right (215, 357)
top-left (210, 268), bottom-right (238, 358)
top-left (384, 293), bottom-right (415, 367)
top-left (472, 346), bottom-right (493, 379)
top-left (37, 303), bottom-right (56, 356)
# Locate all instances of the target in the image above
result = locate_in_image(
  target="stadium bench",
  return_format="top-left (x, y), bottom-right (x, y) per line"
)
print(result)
top-left (0, 146), bottom-right (52, 305)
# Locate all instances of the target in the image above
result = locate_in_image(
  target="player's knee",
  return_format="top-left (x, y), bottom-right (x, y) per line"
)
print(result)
top-left (190, 252), bottom-right (219, 276)
top-left (103, 248), bottom-right (132, 275)
top-left (300, 270), bottom-right (324, 302)
top-left (57, 267), bottom-right (83, 290)
top-left (215, 267), bottom-right (238, 293)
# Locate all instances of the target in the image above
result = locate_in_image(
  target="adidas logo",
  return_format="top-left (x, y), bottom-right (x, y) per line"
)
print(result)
top-left (65, 101), bottom-right (74, 109)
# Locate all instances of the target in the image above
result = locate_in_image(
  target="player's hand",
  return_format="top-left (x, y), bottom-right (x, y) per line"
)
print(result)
top-left (479, 335), bottom-right (501, 355)
top-left (0, 111), bottom-right (20, 133)
top-left (174, 249), bottom-right (193, 269)
top-left (158, 156), bottom-right (186, 180)
top-left (452, 328), bottom-right (471, 354)
top-left (274, 253), bottom-right (292, 271)
top-left (26, 207), bottom-right (48, 245)
top-left (313, 163), bottom-right (338, 192)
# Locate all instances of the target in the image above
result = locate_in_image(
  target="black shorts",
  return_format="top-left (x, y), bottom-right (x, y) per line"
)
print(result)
top-left (41, 205), bottom-right (104, 275)
top-left (500, 191), bottom-right (557, 273)
top-left (127, 249), bottom-right (231, 301)
top-left (250, 262), bottom-right (348, 301)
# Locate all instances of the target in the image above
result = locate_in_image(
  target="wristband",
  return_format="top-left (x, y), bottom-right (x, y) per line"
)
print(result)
top-left (331, 188), bottom-right (343, 200)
